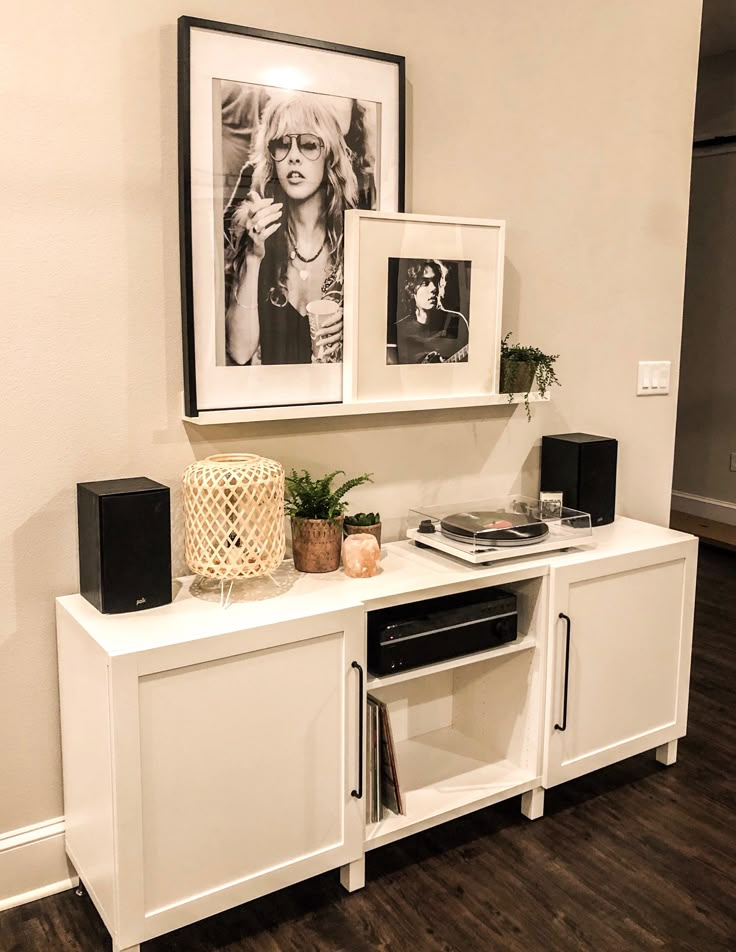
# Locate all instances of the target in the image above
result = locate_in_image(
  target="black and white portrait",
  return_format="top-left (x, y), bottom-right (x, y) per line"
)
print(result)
top-left (385, 258), bottom-right (472, 365)
top-left (217, 81), bottom-right (380, 367)
top-left (179, 20), bottom-right (405, 414)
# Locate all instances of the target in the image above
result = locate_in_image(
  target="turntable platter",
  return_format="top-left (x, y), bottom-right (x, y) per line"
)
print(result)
top-left (440, 510), bottom-right (549, 548)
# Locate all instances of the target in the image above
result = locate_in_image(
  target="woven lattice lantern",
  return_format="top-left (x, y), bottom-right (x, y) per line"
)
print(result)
top-left (183, 454), bottom-right (285, 580)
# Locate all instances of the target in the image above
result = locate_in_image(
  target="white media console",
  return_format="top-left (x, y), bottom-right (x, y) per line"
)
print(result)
top-left (56, 517), bottom-right (697, 952)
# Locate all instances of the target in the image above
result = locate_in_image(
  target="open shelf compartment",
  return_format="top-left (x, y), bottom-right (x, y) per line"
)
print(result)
top-left (365, 640), bottom-right (543, 850)
top-left (366, 574), bottom-right (544, 689)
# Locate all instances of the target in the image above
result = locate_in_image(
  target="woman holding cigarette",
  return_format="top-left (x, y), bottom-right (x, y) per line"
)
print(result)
top-left (225, 93), bottom-right (359, 366)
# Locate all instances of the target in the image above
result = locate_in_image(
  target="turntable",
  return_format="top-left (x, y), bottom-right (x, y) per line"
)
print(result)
top-left (406, 496), bottom-right (594, 564)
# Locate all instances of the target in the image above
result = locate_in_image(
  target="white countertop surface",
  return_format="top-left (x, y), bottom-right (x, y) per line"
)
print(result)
top-left (56, 517), bottom-right (696, 657)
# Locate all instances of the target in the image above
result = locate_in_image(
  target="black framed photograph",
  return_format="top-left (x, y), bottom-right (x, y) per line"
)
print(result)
top-left (178, 17), bottom-right (405, 417)
top-left (343, 211), bottom-right (505, 405)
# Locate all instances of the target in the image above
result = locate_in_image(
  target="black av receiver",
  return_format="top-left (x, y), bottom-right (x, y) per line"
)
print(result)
top-left (368, 587), bottom-right (518, 676)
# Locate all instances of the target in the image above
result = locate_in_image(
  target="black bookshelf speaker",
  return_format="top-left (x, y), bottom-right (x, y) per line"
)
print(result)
top-left (77, 477), bottom-right (172, 614)
top-left (540, 433), bottom-right (618, 527)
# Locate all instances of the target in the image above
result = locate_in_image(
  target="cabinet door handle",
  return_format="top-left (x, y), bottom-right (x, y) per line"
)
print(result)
top-left (351, 661), bottom-right (364, 799)
top-left (554, 612), bottom-right (572, 732)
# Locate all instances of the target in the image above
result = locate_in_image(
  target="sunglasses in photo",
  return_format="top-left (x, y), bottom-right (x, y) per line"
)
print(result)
top-left (268, 133), bottom-right (325, 162)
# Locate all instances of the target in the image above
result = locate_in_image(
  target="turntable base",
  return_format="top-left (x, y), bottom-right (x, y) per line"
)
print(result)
top-left (407, 497), bottom-right (594, 564)
top-left (406, 525), bottom-right (593, 564)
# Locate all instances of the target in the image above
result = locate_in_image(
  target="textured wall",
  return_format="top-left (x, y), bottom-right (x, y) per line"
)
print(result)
top-left (0, 0), bottom-right (700, 844)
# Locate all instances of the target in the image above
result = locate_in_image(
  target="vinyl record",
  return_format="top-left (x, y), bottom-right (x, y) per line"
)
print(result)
top-left (440, 510), bottom-right (550, 548)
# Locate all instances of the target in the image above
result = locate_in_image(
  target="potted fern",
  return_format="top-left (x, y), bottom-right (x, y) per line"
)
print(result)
top-left (285, 469), bottom-right (373, 572)
top-left (500, 332), bottom-right (561, 421)
top-left (344, 512), bottom-right (382, 547)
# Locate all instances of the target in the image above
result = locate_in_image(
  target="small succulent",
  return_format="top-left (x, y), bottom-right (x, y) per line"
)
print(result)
top-left (344, 512), bottom-right (381, 527)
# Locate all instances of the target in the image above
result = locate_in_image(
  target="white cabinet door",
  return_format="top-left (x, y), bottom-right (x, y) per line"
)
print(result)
top-left (111, 607), bottom-right (364, 946)
top-left (544, 544), bottom-right (696, 789)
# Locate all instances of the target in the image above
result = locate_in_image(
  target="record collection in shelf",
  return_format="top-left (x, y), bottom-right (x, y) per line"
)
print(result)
top-left (366, 694), bottom-right (404, 822)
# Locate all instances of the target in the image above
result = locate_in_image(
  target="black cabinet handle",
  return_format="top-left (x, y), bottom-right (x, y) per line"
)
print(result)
top-left (351, 661), bottom-right (364, 799)
top-left (554, 612), bottom-right (571, 732)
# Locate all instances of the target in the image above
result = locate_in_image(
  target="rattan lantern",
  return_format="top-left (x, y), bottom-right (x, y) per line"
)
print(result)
top-left (183, 454), bottom-right (285, 580)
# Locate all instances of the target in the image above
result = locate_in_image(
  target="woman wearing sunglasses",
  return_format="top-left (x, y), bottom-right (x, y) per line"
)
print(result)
top-left (225, 93), bottom-right (358, 366)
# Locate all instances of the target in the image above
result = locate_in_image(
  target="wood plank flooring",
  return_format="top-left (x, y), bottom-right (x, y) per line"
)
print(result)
top-left (670, 509), bottom-right (736, 550)
top-left (1, 543), bottom-right (735, 951)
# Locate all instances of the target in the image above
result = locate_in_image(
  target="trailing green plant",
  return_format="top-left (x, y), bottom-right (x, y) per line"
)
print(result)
top-left (284, 469), bottom-right (373, 521)
top-left (344, 512), bottom-right (381, 527)
top-left (500, 332), bottom-right (561, 421)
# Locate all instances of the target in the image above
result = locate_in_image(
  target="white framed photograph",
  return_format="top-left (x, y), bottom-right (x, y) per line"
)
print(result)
top-left (343, 211), bottom-right (505, 404)
top-left (178, 17), bottom-right (405, 416)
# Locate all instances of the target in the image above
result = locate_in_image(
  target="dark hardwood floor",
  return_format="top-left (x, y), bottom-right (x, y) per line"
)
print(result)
top-left (2, 543), bottom-right (735, 951)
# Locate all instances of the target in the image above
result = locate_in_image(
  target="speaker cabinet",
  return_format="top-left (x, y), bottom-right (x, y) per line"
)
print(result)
top-left (540, 433), bottom-right (618, 527)
top-left (77, 477), bottom-right (172, 614)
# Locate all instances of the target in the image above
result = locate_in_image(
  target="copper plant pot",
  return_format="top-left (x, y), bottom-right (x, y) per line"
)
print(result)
top-left (344, 522), bottom-right (382, 547)
top-left (500, 358), bottom-right (536, 394)
top-left (291, 516), bottom-right (344, 573)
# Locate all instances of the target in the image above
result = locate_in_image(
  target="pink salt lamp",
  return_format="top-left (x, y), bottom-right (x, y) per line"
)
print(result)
top-left (342, 533), bottom-right (381, 578)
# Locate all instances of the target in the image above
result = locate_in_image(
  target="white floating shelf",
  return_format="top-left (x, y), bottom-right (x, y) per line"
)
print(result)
top-left (366, 635), bottom-right (536, 690)
top-left (364, 726), bottom-right (538, 850)
top-left (183, 392), bottom-right (549, 425)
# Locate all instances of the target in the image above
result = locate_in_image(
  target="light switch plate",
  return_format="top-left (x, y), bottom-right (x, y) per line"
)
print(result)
top-left (637, 361), bottom-right (671, 395)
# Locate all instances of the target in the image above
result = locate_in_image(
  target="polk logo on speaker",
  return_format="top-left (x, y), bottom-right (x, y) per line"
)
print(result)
top-left (77, 477), bottom-right (172, 614)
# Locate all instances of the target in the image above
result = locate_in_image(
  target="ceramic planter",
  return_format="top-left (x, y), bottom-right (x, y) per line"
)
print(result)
top-left (500, 358), bottom-right (536, 394)
top-left (291, 516), bottom-right (344, 573)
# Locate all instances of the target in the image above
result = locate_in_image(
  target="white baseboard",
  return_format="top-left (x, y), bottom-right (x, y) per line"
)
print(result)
top-left (671, 491), bottom-right (736, 527)
top-left (0, 818), bottom-right (78, 912)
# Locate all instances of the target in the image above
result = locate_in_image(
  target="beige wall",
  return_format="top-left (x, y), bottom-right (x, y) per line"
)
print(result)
top-left (673, 50), bottom-right (736, 507)
top-left (0, 0), bottom-right (700, 850)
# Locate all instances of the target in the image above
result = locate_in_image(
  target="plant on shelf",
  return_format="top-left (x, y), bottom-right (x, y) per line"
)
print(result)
top-left (500, 332), bottom-right (561, 421)
top-left (344, 511), bottom-right (382, 547)
top-left (285, 469), bottom-right (373, 572)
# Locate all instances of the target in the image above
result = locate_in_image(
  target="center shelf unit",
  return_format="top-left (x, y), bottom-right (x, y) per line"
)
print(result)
top-left (363, 574), bottom-right (545, 849)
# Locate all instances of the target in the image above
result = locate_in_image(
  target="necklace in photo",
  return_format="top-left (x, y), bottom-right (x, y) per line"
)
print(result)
top-left (288, 228), bottom-right (325, 281)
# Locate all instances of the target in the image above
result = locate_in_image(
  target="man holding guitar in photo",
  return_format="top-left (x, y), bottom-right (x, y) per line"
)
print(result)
top-left (387, 259), bottom-right (469, 365)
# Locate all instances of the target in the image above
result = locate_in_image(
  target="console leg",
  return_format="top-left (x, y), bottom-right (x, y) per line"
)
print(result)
top-left (340, 857), bottom-right (365, 892)
top-left (521, 786), bottom-right (545, 820)
top-left (112, 943), bottom-right (140, 952)
top-left (655, 739), bottom-right (678, 766)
